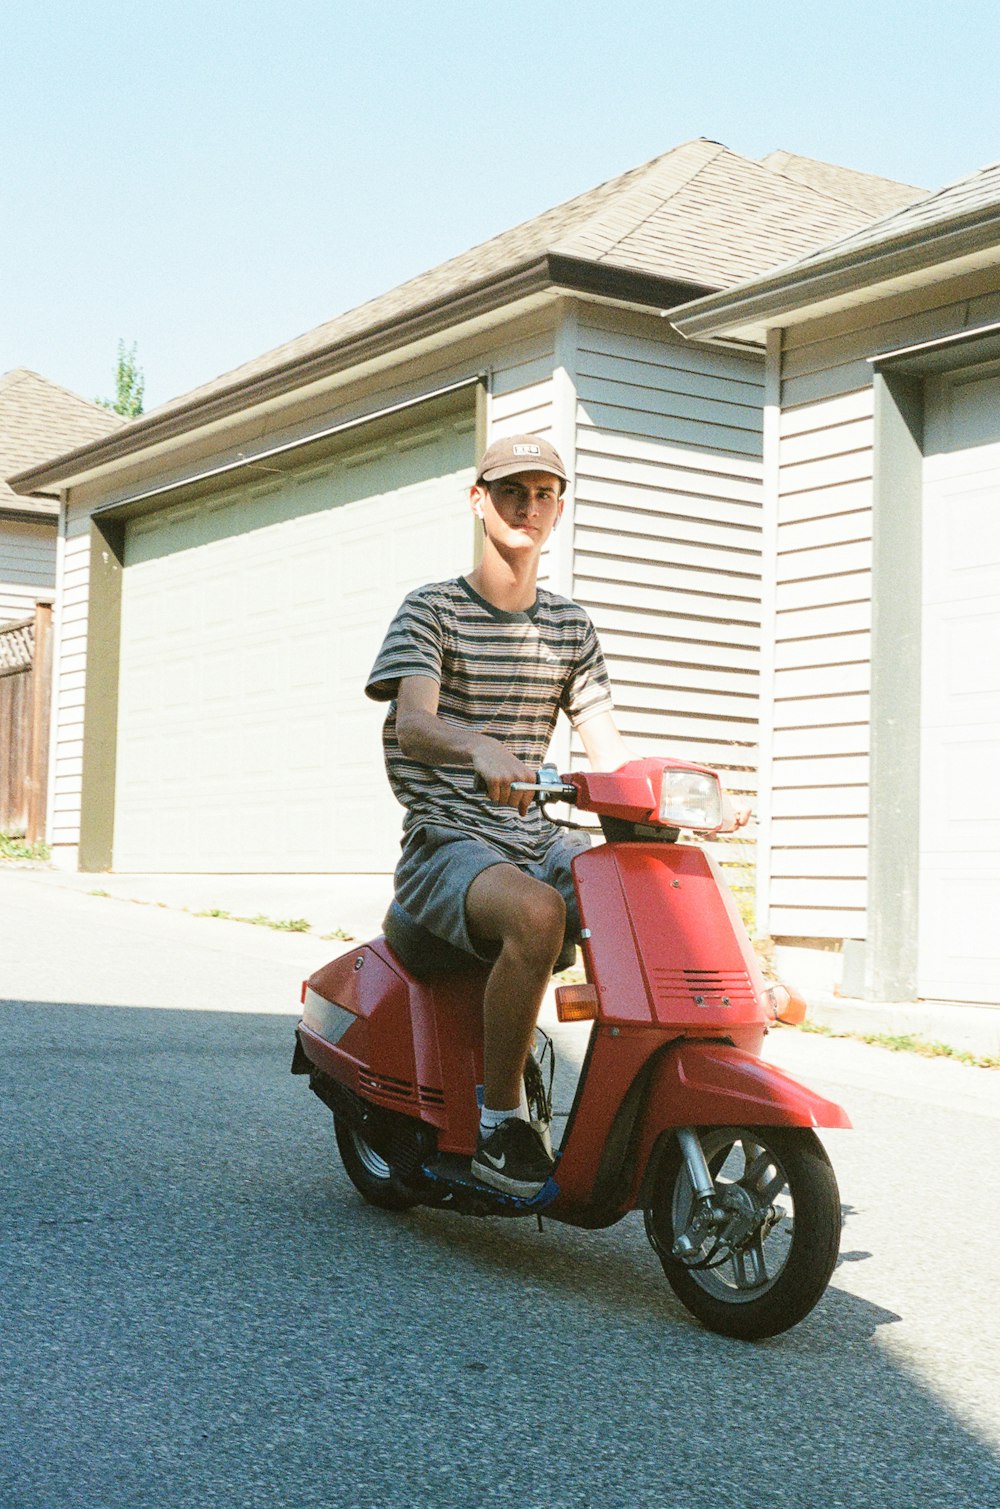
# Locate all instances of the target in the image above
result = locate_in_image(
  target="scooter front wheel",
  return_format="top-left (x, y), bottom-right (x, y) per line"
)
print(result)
top-left (645, 1125), bottom-right (841, 1340)
top-left (334, 1114), bottom-right (422, 1212)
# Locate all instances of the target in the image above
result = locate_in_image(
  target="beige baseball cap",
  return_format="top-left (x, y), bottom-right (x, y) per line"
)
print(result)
top-left (477, 433), bottom-right (568, 490)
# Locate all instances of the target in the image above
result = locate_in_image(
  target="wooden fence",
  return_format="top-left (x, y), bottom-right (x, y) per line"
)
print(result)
top-left (0, 603), bottom-right (53, 843)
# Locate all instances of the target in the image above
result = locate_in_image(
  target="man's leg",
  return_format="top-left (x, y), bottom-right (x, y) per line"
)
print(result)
top-left (464, 863), bottom-right (566, 1111)
top-left (465, 863), bottom-right (564, 1196)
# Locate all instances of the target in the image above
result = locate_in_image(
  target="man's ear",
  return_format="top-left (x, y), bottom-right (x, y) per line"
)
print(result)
top-left (470, 482), bottom-right (487, 520)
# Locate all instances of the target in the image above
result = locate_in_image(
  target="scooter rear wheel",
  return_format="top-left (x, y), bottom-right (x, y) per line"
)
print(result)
top-left (334, 1114), bottom-right (422, 1211)
top-left (645, 1125), bottom-right (841, 1340)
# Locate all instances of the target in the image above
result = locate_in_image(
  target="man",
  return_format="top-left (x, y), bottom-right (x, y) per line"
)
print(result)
top-left (366, 434), bottom-right (744, 1199)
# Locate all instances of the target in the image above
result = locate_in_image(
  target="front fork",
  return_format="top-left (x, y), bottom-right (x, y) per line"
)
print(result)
top-left (672, 1127), bottom-right (725, 1259)
top-left (669, 1126), bottom-right (778, 1265)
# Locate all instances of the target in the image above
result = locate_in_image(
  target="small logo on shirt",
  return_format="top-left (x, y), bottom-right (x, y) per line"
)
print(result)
top-left (512, 443), bottom-right (541, 457)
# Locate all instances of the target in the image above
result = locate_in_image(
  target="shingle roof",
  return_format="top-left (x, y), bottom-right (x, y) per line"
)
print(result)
top-left (140, 139), bottom-right (897, 424)
top-left (670, 156), bottom-right (1000, 342)
top-left (10, 139), bottom-right (921, 492)
top-left (1, 369), bottom-right (124, 513)
top-left (770, 156), bottom-right (1000, 272)
top-left (760, 151), bottom-right (925, 219)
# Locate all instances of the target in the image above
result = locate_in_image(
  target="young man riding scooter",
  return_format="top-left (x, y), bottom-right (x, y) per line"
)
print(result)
top-left (366, 434), bottom-right (746, 1199)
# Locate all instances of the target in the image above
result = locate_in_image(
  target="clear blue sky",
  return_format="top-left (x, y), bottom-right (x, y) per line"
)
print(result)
top-left (4, 0), bottom-right (998, 409)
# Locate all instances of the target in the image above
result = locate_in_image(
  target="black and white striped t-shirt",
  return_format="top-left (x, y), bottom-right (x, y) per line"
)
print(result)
top-left (366, 576), bottom-right (613, 862)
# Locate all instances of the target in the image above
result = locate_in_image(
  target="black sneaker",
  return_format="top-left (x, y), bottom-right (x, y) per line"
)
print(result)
top-left (471, 1117), bottom-right (556, 1199)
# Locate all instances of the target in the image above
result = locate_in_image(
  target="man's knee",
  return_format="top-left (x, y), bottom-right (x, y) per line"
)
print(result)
top-left (504, 881), bottom-right (566, 962)
top-left (467, 867), bottom-right (566, 961)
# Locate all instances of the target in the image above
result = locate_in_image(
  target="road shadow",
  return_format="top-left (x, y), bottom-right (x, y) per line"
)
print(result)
top-left (2, 998), bottom-right (998, 1509)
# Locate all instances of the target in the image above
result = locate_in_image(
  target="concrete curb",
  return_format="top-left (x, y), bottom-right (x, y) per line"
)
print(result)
top-left (801, 991), bottom-right (1000, 1061)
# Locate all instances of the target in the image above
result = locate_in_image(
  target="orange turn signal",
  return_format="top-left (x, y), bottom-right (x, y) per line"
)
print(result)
top-left (767, 983), bottom-right (808, 1026)
top-left (555, 983), bottom-right (600, 1022)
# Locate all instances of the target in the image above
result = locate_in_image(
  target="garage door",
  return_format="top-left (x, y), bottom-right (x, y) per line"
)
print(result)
top-left (113, 412), bottom-right (476, 872)
top-left (919, 364), bottom-right (1000, 1002)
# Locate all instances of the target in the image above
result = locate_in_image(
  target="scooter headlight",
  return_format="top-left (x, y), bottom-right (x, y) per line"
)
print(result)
top-left (657, 768), bottom-right (723, 830)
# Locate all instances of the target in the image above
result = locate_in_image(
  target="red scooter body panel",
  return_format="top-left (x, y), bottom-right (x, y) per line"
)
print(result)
top-left (624, 1039), bottom-right (852, 1206)
top-left (302, 941), bottom-right (488, 1154)
top-left (574, 843), bottom-right (770, 1039)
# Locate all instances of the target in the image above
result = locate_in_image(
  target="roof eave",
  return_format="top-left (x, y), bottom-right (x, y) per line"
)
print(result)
top-left (11, 255), bottom-right (719, 496)
top-left (0, 499), bottom-right (60, 522)
top-left (671, 205), bottom-right (1000, 342)
top-left (9, 256), bottom-right (555, 494)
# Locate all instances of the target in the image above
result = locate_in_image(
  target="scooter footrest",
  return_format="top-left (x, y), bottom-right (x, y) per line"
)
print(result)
top-left (422, 1154), bottom-right (560, 1213)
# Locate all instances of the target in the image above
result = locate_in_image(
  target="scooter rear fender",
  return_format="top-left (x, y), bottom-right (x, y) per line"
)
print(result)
top-left (629, 1039), bottom-right (851, 1202)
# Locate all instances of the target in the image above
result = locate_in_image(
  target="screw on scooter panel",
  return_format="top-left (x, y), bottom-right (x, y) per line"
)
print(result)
top-left (293, 755), bottom-right (851, 1341)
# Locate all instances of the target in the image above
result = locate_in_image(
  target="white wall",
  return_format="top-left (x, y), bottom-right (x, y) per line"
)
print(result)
top-left (0, 519), bottom-right (56, 624)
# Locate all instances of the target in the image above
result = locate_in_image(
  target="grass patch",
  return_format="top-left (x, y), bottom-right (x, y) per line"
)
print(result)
top-left (0, 832), bottom-right (51, 862)
top-left (89, 888), bottom-right (111, 898)
top-left (320, 927), bottom-right (357, 943)
top-left (801, 1019), bottom-right (999, 1070)
top-left (193, 908), bottom-right (312, 933)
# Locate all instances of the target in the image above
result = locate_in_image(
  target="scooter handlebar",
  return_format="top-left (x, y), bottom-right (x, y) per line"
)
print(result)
top-left (510, 779), bottom-right (578, 802)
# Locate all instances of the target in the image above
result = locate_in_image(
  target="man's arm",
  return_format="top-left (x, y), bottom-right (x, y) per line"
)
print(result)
top-left (394, 675), bottom-right (536, 816)
top-left (576, 710), bottom-right (631, 772)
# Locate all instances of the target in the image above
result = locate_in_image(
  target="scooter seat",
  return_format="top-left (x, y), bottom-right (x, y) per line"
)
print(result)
top-left (383, 901), bottom-right (487, 978)
top-left (382, 901), bottom-right (577, 980)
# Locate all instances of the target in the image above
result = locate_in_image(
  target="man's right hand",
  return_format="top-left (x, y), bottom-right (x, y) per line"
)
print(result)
top-left (472, 739), bottom-right (535, 818)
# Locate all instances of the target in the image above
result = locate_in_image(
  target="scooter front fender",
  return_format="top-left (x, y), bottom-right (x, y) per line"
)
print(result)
top-left (648, 1039), bottom-right (852, 1131)
top-left (629, 1039), bottom-right (851, 1202)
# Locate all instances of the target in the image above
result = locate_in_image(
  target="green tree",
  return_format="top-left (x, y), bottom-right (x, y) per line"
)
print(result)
top-left (97, 340), bottom-right (145, 417)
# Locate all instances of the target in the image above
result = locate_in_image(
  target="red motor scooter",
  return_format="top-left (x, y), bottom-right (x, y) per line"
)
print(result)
top-left (292, 758), bottom-right (850, 1340)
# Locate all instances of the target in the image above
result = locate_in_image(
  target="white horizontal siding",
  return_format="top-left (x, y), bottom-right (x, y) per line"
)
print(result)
top-left (765, 268), bottom-right (1000, 942)
top-left (572, 307), bottom-right (763, 839)
top-left (780, 263), bottom-right (1000, 408)
top-left (766, 383), bottom-right (874, 939)
top-left (0, 521), bottom-right (57, 622)
top-left (49, 519), bottom-right (90, 845)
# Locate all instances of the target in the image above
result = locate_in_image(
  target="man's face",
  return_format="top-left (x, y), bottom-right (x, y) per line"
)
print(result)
top-left (472, 470), bottom-right (564, 549)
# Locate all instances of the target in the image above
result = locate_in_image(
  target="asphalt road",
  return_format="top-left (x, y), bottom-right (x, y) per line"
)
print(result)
top-left (2, 867), bottom-right (999, 1509)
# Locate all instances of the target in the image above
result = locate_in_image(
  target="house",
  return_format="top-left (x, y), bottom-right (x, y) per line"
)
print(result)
top-left (1, 370), bottom-right (123, 841)
top-left (1, 368), bottom-right (123, 624)
top-left (8, 139), bottom-right (922, 878)
top-left (671, 157), bottom-right (1000, 1007)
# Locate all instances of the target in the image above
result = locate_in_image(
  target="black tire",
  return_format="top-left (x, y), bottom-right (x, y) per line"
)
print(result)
top-left (333, 1113), bottom-right (422, 1211)
top-left (645, 1126), bottom-right (841, 1341)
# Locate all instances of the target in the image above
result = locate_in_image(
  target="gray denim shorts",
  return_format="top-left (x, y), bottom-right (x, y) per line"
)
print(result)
top-left (393, 822), bottom-right (592, 963)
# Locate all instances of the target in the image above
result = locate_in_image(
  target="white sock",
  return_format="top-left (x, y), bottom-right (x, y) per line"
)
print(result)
top-left (480, 1102), bottom-right (528, 1135)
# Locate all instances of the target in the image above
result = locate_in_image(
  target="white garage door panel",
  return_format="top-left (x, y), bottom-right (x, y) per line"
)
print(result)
top-left (114, 419), bottom-right (475, 873)
top-left (919, 369), bottom-right (1000, 1001)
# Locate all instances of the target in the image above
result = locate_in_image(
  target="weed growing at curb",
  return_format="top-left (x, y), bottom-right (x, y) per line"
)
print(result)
top-left (83, 887), bottom-right (337, 937)
top-left (801, 1019), bottom-right (999, 1070)
top-left (320, 927), bottom-right (357, 942)
top-left (1, 833), bottom-right (51, 862)
top-left (193, 908), bottom-right (312, 933)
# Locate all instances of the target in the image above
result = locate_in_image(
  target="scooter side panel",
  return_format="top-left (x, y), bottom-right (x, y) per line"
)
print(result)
top-left (303, 940), bottom-right (488, 1151)
top-left (303, 944), bottom-right (419, 1112)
